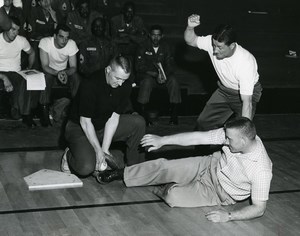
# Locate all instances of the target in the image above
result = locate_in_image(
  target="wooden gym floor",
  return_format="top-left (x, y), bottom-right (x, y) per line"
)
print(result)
top-left (0, 114), bottom-right (300, 236)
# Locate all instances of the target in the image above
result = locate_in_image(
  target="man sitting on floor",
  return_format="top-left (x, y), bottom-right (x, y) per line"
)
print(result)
top-left (96, 117), bottom-right (273, 223)
top-left (61, 55), bottom-right (146, 178)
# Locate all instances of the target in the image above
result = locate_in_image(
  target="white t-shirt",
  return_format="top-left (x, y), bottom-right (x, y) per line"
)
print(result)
top-left (39, 37), bottom-right (78, 71)
top-left (196, 35), bottom-right (259, 95)
top-left (0, 33), bottom-right (31, 72)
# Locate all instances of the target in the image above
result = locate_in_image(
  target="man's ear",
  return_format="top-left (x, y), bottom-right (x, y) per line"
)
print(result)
top-left (241, 136), bottom-right (247, 146)
top-left (106, 65), bottom-right (111, 73)
top-left (229, 42), bottom-right (235, 50)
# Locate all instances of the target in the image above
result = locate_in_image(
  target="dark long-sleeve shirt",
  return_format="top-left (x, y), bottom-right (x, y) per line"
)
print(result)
top-left (136, 40), bottom-right (175, 77)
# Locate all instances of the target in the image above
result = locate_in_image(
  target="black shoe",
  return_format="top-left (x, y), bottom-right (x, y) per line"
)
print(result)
top-left (104, 152), bottom-right (120, 170)
top-left (40, 105), bottom-right (51, 127)
top-left (146, 120), bottom-right (154, 127)
top-left (11, 107), bottom-right (21, 120)
top-left (169, 116), bottom-right (178, 125)
top-left (95, 169), bottom-right (124, 184)
top-left (22, 115), bottom-right (37, 128)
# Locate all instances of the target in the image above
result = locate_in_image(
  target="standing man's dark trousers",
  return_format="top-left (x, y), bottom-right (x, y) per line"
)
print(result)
top-left (196, 81), bottom-right (262, 131)
top-left (64, 114), bottom-right (146, 177)
top-left (39, 72), bottom-right (81, 105)
top-left (1, 71), bottom-right (38, 118)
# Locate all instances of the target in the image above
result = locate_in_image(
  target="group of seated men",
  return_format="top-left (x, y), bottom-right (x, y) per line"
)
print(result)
top-left (0, 0), bottom-right (182, 127)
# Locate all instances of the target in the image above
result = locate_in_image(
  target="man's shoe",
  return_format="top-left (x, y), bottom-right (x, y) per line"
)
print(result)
top-left (22, 115), bottom-right (37, 128)
top-left (61, 148), bottom-right (71, 174)
top-left (95, 169), bottom-right (124, 185)
top-left (40, 105), bottom-right (51, 127)
top-left (11, 107), bottom-right (21, 120)
top-left (169, 116), bottom-right (178, 125)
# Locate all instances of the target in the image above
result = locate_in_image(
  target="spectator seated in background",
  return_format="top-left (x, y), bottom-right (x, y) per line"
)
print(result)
top-left (78, 17), bottom-right (118, 76)
top-left (51, 0), bottom-right (76, 24)
top-left (96, 117), bottom-right (273, 223)
top-left (39, 23), bottom-right (80, 127)
top-left (27, 0), bottom-right (57, 69)
top-left (66, 0), bottom-right (102, 46)
top-left (136, 25), bottom-right (182, 126)
top-left (0, 16), bottom-right (36, 127)
top-left (0, 0), bottom-right (26, 36)
top-left (0, 7), bottom-right (11, 31)
top-left (110, 1), bottom-right (147, 59)
top-left (62, 55), bottom-right (146, 178)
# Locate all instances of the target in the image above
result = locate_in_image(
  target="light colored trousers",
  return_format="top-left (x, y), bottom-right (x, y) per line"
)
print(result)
top-left (124, 152), bottom-right (235, 207)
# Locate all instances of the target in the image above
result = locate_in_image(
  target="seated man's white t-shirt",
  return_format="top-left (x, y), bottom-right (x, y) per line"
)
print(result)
top-left (39, 36), bottom-right (78, 72)
top-left (0, 33), bottom-right (31, 72)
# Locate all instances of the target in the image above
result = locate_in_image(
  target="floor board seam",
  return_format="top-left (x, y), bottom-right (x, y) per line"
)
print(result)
top-left (0, 199), bottom-right (164, 215)
top-left (0, 189), bottom-right (299, 215)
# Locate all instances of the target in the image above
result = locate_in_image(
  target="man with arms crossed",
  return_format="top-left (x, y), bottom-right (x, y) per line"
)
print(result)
top-left (97, 117), bottom-right (272, 223)
top-left (184, 14), bottom-right (262, 131)
top-left (62, 55), bottom-right (146, 177)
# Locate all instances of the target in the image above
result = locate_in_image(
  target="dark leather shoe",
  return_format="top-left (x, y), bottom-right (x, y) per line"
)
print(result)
top-left (22, 115), bottom-right (37, 128)
top-left (104, 152), bottom-right (120, 170)
top-left (95, 169), bottom-right (124, 184)
top-left (11, 107), bottom-right (21, 120)
top-left (40, 105), bottom-right (51, 127)
top-left (169, 116), bottom-right (178, 125)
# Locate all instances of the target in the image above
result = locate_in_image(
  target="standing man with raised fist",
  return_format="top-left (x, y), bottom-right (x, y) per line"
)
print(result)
top-left (184, 14), bottom-right (262, 132)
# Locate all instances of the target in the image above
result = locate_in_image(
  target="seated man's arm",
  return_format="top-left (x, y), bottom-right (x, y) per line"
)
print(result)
top-left (162, 45), bottom-right (175, 76)
top-left (141, 130), bottom-right (216, 152)
top-left (25, 46), bottom-right (35, 69)
top-left (0, 73), bottom-right (13, 92)
top-left (65, 54), bottom-right (77, 76)
top-left (40, 49), bottom-right (59, 76)
top-left (206, 199), bottom-right (267, 223)
top-left (241, 94), bottom-right (253, 119)
top-left (80, 116), bottom-right (106, 166)
top-left (101, 112), bottom-right (120, 154)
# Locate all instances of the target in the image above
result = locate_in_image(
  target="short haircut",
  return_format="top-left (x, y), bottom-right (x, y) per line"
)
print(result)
top-left (76, 0), bottom-right (89, 8)
top-left (54, 24), bottom-right (71, 35)
top-left (122, 1), bottom-right (135, 13)
top-left (9, 16), bottom-right (21, 27)
top-left (150, 25), bottom-right (163, 34)
top-left (212, 24), bottom-right (236, 46)
top-left (224, 117), bottom-right (256, 140)
top-left (91, 17), bottom-right (106, 32)
top-left (110, 55), bottom-right (132, 74)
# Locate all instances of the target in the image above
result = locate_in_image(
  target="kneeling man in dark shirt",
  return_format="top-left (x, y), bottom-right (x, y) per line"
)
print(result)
top-left (62, 55), bottom-right (146, 177)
